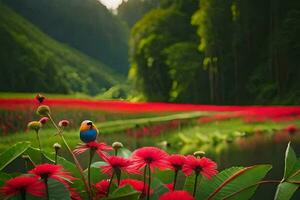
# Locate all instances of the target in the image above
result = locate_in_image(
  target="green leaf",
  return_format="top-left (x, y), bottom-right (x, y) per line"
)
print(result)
top-left (0, 172), bottom-right (11, 187)
top-left (90, 161), bottom-right (107, 168)
top-left (183, 167), bottom-right (242, 197)
top-left (274, 142), bottom-right (300, 200)
top-left (25, 147), bottom-right (54, 165)
top-left (151, 177), bottom-right (169, 200)
top-left (183, 173), bottom-right (202, 195)
top-left (102, 185), bottom-right (140, 200)
top-left (153, 169), bottom-right (174, 184)
top-left (0, 142), bottom-right (30, 171)
top-left (85, 164), bottom-right (108, 184)
top-left (197, 165), bottom-right (272, 200)
top-left (117, 148), bottom-right (132, 158)
top-left (274, 182), bottom-right (299, 200)
top-left (47, 178), bottom-right (71, 200)
top-left (283, 142), bottom-right (300, 180)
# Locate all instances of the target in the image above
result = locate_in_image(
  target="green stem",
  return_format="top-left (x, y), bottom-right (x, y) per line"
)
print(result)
top-left (193, 172), bottom-right (199, 197)
top-left (88, 149), bottom-right (95, 190)
top-left (35, 130), bottom-right (43, 162)
top-left (54, 150), bottom-right (58, 165)
top-left (47, 114), bottom-right (92, 199)
top-left (147, 165), bottom-right (151, 200)
top-left (142, 165), bottom-right (147, 195)
top-left (172, 170), bottom-right (178, 191)
top-left (107, 172), bottom-right (115, 197)
top-left (20, 189), bottom-right (26, 200)
top-left (114, 149), bottom-right (118, 156)
top-left (43, 178), bottom-right (49, 200)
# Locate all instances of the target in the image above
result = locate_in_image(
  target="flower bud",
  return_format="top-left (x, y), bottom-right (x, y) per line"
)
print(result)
top-left (53, 143), bottom-right (61, 151)
top-left (35, 94), bottom-right (45, 104)
top-left (58, 120), bottom-right (70, 127)
top-left (27, 121), bottom-right (42, 132)
top-left (112, 142), bottom-right (123, 150)
top-left (36, 105), bottom-right (50, 116)
top-left (39, 117), bottom-right (49, 125)
top-left (193, 151), bottom-right (205, 158)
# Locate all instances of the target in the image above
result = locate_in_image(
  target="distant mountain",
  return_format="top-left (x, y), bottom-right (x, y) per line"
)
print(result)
top-left (3, 0), bottom-right (129, 74)
top-left (0, 4), bottom-right (124, 95)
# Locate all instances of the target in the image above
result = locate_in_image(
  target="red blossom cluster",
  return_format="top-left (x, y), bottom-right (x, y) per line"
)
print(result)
top-left (0, 143), bottom-right (217, 199)
top-left (0, 163), bottom-right (79, 199)
top-left (1, 97), bottom-right (300, 116)
top-left (1, 97), bottom-right (300, 134)
top-left (126, 120), bottom-right (181, 138)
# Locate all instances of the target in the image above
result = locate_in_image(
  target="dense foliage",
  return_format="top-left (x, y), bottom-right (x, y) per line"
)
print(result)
top-left (2, 0), bottom-right (129, 74)
top-left (118, 0), bottom-right (160, 27)
top-left (129, 0), bottom-right (202, 102)
top-left (129, 0), bottom-right (300, 104)
top-left (0, 4), bottom-right (122, 95)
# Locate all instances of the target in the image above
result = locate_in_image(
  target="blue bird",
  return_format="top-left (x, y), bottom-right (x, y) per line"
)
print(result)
top-left (79, 120), bottom-right (98, 143)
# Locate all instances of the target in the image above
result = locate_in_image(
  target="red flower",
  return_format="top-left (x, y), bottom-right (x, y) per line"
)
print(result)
top-left (101, 156), bottom-right (140, 175)
top-left (159, 190), bottom-right (194, 200)
top-left (58, 119), bottom-right (70, 127)
top-left (284, 124), bottom-right (297, 134)
top-left (131, 147), bottom-right (170, 170)
top-left (39, 117), bottom-right (49, 125)
top-left (29, 164), bottom-right (76, 185)
top-left (168, 154), bottom-right (186, 171)
top-left (95, 180), bottom-right (109, 198)
top-left (183, 156), bottom-right (218, 179)
top-left (120, 179), bottom-right (153, 195)
top-left (73, 141), bottom-right (112, 157)
top-left (69, 188), bottom-right (81, 200)
top-left (0, 176), bottom-right (44, 198)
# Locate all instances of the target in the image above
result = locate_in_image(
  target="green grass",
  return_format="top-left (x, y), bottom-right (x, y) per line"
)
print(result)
top-left (97, 111), bottom-right (213, 134)
top-left (1, 117), bottom-right (299, 155)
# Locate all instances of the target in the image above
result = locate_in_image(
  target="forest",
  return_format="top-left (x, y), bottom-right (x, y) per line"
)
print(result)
top-left (0, 0), bottom-right (300, 105)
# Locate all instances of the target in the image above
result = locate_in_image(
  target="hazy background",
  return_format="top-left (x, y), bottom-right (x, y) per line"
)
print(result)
top-left (0, 0), bottom-right (300, 105)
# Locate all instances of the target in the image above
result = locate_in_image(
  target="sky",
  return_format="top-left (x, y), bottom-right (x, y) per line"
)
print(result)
top-left (98, 0), bottom-right (127, 10)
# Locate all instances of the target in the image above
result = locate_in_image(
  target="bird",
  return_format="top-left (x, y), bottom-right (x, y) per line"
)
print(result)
top-left (79, 120), bottom-right (98, 143)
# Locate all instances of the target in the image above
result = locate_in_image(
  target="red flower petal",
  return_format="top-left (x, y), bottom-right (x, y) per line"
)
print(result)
top-left (168, 154), bottom-right (186, 171)
top-left (131, 147), bottom-right (170, 170)
top-left (120, 179), bottom-right (153, 195)
top-left (183, 156), bottom-right (218, 179)
top-left (95, 180), bottom-right (109, 198)
top-left (159, 190), bottom-right (194, 200)
top-left (1, 176), bottom-right (44, 198)
top-left (29, 163), bottom-right (76, 185)
top-left (100, 155), bottom-right (141, 175)
top-left (73, 141), bottom-right (112, 157)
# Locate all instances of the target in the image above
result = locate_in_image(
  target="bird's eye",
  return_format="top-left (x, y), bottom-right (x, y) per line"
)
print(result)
top-left (87, 122), bottom-right (93, 126)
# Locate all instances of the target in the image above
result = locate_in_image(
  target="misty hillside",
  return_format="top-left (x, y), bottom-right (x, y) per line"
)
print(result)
top-left (0, 3), bottom-right (124, 95)
top-left (3, 0), bottom-right (130, 74)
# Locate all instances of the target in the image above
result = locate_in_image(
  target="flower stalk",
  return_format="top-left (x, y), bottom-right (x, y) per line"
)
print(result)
top-left (20, 189), bottom-right (26, 200)
top-left (88, 149), bottom-right (95, 189)
top-left (147, 164), bottom-right (151, 200)
top-left (43, 178), bottom-right (49, 200)
top-left (193, 172), bottom-right (199, 197)
top-left (47, 113), bottom-right (92, 199)
top-left (106, 172), bottom-right (115, 197)
top-left (172, 170), bottom-right (178, 191)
